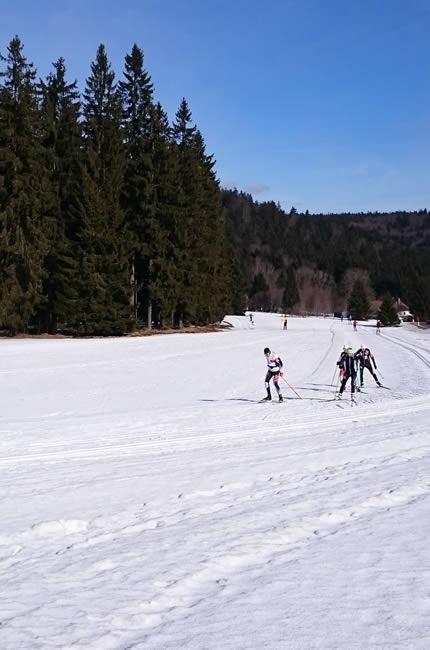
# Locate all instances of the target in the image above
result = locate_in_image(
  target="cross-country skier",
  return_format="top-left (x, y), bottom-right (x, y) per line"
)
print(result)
top-left (353, 319), bottom-right (357, 331)
top-left (262, 347), bottom-right (283, 402)
top-left (354, 344), bottom-right (381, 387)
top-left (283, 317), bottom-right (288, 330)
top-left (336, 345), bottom-right (348, 378)
top-left (249, 313), bottom-right (254, 326)
top-left (337, 346), bottom-right (357, 399)
top-left (376, 320), bottom-right (381, 335)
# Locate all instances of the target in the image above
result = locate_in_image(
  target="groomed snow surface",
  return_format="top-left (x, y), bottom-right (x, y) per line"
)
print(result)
top-left (1, 313), bottom-right (430, 649)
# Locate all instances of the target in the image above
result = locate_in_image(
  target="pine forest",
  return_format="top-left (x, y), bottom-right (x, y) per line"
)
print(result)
top-left (1, 37), bottom-right (429, 336)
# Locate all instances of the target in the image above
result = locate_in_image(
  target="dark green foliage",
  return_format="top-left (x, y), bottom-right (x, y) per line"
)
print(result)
top-left (0, 37), bottom-right (52, 333)
top-left (379, 293), bottom-right (399, 325)
top-left (223, 190), bottom-right (430, 319)
top-left (250, 272), bottom-right (269, 296)
top-left (282, 267), bottom-right (299, 311)
top-left (347, 280), bottom-right (370, 320)
top-left (249, 272), bottom-right (271, 310)
top-left (0, 37), bottom-right (241, 335)
top-left (170, 99), bottom-right (228, 325)
top-left (38, 57), bottom-right (82, 331)
top-left (76, 44), bottom-right (132, 335)
top-left (224, 245), bottom-right (247, 314)
top-left (119, 44), bottom-right (154, 326)
top-left (1, 36), bottom-right (428, 335)
top-left (147, 102), bottom-right (180, 327)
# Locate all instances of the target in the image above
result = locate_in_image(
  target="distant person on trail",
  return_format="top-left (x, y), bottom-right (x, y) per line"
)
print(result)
top-left (249, 313), bottom-right (254, 326)
top-left (341, 314), bottom-right (344, 322)
top-left (262, 347), bottom-right (283, 402)
top-left (354, 344), bottom-right (381, 388)
top-left (376, 320), bottom-right (381, 335)
top-left (353, 319), bottom-right (357, 331)
top-left (283, 317), bottom-right (288, 330)
top-left (337, 346), bottom-right (357, 399)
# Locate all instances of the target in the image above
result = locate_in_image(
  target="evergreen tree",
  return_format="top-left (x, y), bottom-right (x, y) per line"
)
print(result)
top-left (119, 44), bottom-right (155, 326)
top-left (249, 272), bottom-right (271, 310)
top-left (148, 102), bottom-right (181, 327)
top-left (171, 100), bottom-right (229, 325)
top-left (225, 244), bottom-right (247, 315)
top-left (347, 279), bottom-right (370, 319)
top-left (171, 98), bottom-right (198, 325)
top-left (282, 266), bottom-right (299, 311)
top-left (38, 57), bottom-right (82, 331)
top-left (379, 293), bottom-right (399, 325)
top-left (401, 268), bottom-right (429, 321)
top-left (77, 44), bottom-right (131, 335)
top-left (0, 36), bottom-right (52, 333)
top-left (191, 129), bottom-right (228, 323)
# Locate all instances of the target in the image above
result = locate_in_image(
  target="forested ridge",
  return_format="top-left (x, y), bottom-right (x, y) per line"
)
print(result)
top-left (1, 37), bottom-right (429, 336)
top-left (223, 191), bottom-right (430, 320)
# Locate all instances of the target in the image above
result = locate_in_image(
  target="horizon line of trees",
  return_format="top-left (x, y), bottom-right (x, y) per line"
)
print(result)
top-left (222, 190), bottom-right (430, 320)
top-left (1, 37), bottom-right (429, 337)
top-left (0, 36), bottom-right (246, 336)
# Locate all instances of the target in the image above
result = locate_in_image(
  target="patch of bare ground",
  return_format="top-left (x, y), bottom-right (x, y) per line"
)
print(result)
top-left (129, 323), bottom-right (230, 337)
top-left (0, 324), bottom-right (231, 339)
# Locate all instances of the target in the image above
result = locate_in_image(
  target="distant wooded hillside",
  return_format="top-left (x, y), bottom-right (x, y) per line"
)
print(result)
top-left (222, 190), bottom-right (430, 319)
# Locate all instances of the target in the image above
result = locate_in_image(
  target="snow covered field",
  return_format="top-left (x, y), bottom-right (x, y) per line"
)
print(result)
top-left (1, 313), bottom-right (430, 649)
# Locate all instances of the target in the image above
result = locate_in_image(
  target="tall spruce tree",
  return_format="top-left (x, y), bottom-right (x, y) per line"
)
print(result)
top-left (225, 244), bottom-right (247, 315)
top-left (172, 99), bottom-right (228, 324)
top-left (191, 129), bottom-right (228, 323)
top-left (347, 279), bottom-right (370, 319)
top-left (78, 44), bottom-right (131, 335)
top-left (119, 44), bottom-right (155, 327)
top-left (283, 266), bottom-right (299, 311)
top-left (148, 102), bottom-right (181, 327)
top-left (379, 293), bottom-right (399, 325)
top-left (38, 57), bottom-right (82, 331)
top-left (172, 98), bottom-right (198, 325)
top-left (0, 36), bottom-right (52, 333)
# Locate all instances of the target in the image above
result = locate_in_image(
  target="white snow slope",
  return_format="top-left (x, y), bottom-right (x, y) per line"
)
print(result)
top-left (1, 313), bottom-right (430, 649)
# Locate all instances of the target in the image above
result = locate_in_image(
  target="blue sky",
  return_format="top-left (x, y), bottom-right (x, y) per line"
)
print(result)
top-left (1, 0), bottom-right (429, 212)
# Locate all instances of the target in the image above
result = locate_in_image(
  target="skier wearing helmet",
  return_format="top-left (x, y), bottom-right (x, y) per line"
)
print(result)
top-left (354, 344), bottom-right (381, 388)
top-left (336, 345), bottom-right (348, 378)
top-left (262, 347), bottom-right (283, 402)
top-left (337, 346), bottom-right (357, 399)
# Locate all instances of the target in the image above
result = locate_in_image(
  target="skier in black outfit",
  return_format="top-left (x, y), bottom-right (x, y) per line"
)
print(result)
top-left (338, 347), bottom-right (357, 398)
top-left (336, 345), bottom-right (347, 376)
top-left (354, 344), bottom-right (381, 387)
top-left (262, 347), bottom-right (283, 401)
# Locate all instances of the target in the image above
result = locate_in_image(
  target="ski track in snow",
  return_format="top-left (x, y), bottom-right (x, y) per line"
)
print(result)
top-left (1, 314), bottom-right (430, 648)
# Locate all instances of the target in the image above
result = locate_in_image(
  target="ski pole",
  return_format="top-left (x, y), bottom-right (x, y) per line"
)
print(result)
top-left (281, 375), bottom-right (302, 399)
top-left (376, 368), bottom-right (384, 380)
top-left (331, 366), bottom-right (338, 386)
top-left (334, 372), bottom-right (340, 395)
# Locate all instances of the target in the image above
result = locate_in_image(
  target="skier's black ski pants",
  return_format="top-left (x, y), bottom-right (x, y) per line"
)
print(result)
top-left (339, 370), bottom-right (356, 394)
top-left (359, 362), bottom-right (378, 385)
top-left (265, 371), bottom-right (281, 397)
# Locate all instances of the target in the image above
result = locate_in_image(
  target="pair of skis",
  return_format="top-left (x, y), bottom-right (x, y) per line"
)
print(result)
top-left (258, 397), bottom-right (284, 404)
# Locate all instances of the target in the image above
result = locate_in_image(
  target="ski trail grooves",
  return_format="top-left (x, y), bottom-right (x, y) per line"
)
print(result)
top-left (1, 393), bottom-right (430, 466)
top-left (1, 314), bottom-right (430, 649)
top-left (380, 331), bottom-right (430, 370)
